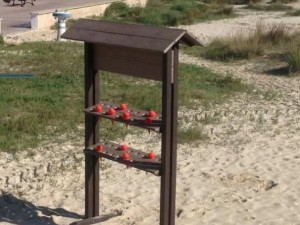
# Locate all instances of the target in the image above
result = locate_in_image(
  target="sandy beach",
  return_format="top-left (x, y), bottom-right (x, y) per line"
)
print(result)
top-left (1, 2), bottom-right (300, 225)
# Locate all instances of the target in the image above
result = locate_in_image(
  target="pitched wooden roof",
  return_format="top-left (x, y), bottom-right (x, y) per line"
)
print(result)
top-left (61, 19), bottom-right (202, 53)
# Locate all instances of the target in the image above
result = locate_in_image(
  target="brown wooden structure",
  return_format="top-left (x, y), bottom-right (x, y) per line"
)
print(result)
top-left (62, 19), bottom-right (201, 225)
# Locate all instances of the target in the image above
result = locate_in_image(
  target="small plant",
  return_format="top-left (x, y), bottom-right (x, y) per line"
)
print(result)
top-left (285, 49), bottom-right (300, 74)
top-left (178, 127), bottom-right (209, 144)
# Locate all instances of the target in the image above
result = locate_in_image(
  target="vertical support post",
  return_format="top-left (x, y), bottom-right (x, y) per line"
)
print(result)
top-left (160, 45), bottom-right (178, 225)
top-left (169, 44), bottom-right (179, 225)
top-left (84, 43), bottom-right (100, 219)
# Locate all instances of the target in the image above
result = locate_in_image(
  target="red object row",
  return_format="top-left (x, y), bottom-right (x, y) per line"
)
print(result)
top-left (94, 104), bottom-right (156, 117)
top-left (95, 144), bottom-right (156, 160)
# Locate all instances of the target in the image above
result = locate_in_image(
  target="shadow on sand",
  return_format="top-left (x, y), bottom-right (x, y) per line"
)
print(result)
top-left (265, 66), bottom-right (291, 77)
top-left (0, 192), bottom-right (82, 225)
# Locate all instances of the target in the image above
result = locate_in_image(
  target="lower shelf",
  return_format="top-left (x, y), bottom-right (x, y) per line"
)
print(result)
top-left (84, 141), bottom-right (162, 176)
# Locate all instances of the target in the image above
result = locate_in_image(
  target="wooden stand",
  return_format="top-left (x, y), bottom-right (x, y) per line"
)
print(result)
top-left (62, 19), bottom-right (200, 225)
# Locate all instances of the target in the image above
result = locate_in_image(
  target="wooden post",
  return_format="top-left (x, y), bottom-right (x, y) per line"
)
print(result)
top-left (160, 46), bottom-right (177, 225)
top-left (169, 44), bottom-right (179, 225)
top-left (84, 43), bottom-right (100, 218)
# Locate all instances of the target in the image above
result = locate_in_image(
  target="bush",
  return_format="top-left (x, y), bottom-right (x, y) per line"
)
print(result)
top-left (103, 2), bottom-right (141, 22)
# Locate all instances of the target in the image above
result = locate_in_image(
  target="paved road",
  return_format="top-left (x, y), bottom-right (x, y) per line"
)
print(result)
top-left (0, 0), bottom-right (110, 34)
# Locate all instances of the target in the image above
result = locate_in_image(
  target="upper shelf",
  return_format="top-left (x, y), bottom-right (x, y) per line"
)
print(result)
top-left (83, 101), bottom-right (162, 133)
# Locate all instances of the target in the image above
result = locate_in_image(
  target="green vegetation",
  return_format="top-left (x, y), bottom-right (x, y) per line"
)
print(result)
top-left (0, 42), bottom-right (251, 153)
top-left (246, 2), bottom-right (293, 11)
top-left (184, 24), bottom-right (299, 61)
top-left (285, 49), bottom-right (300, 74)
top-left (178, 127), bottom-right (208, 144)
top-left (184, 38), bottom-right (263, 61)
top-left (287, 9), bottom-right (300, 15)
top-left (184, 24), bottom-right (300, 75)
top-left (100, 0), bottom-right (235, 27)
top-left (100, 63), bottom-right (250, 109)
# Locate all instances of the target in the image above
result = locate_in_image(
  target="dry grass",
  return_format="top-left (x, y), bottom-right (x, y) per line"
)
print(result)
top-left (185, 24), bottom-right (296, 61)
top-left (184, 23), bottom-right (300, 75)
top-left (286, 49), bottom-right (300, 74)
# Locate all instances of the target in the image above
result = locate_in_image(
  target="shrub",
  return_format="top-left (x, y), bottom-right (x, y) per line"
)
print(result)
top-left (103, 2), bottom-right (140, 22)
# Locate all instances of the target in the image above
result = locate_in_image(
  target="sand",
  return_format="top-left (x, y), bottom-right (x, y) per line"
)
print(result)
top-left (1, 4), bottom-right (300, 225)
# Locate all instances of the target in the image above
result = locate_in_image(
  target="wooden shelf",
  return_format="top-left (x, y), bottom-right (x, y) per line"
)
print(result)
top-left (85, 140), bottom-right (162, 176)
top-left (83, 101), bottom-right (162, 133)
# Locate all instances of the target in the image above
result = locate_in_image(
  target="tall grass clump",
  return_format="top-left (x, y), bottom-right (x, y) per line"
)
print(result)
top-left (285, 49), bottom-right (300, 74)
top-left (287, 9), bottom-right (300, 15)
top-left (102, 0), bottom-right (235, 27)
top-left (184, 24), bottom-right (297, 61)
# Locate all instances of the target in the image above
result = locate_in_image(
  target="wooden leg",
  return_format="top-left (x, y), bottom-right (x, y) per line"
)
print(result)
top-left (160, 47), bottom-right (178, 225)
top-left (84, 43), bottom-right (100, 219)
top-left (85, 154), bottom-right (99, 218)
